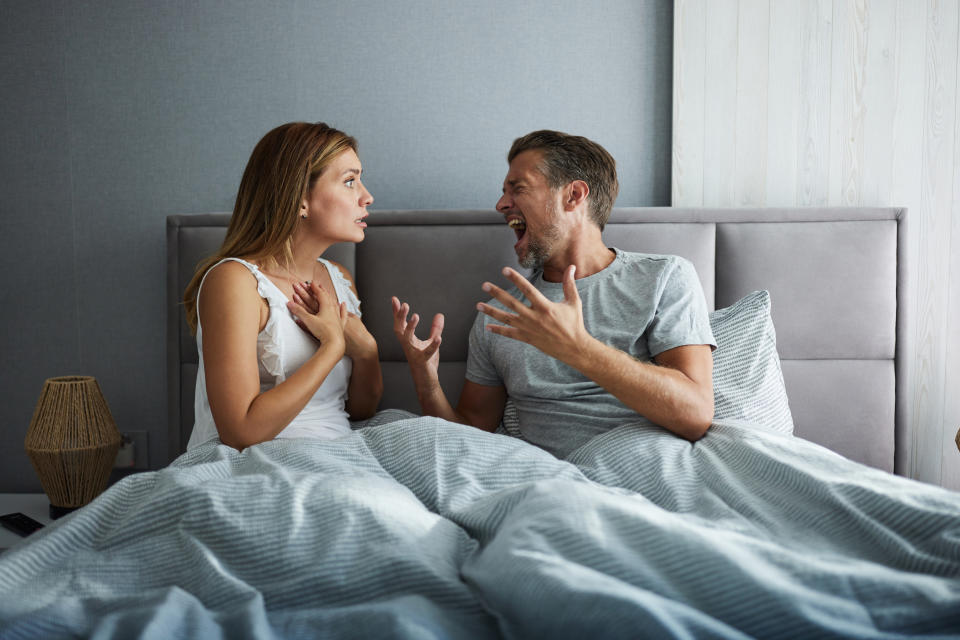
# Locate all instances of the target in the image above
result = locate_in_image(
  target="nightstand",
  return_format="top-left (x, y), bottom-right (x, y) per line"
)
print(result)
top-left (0, 494), bottom-right (53, 553)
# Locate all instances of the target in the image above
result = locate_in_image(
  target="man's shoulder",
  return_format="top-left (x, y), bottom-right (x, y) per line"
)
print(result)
top-left (614, 248), bottom-right (689, 267)
top-left (610, 249), bottom-right (693, 281)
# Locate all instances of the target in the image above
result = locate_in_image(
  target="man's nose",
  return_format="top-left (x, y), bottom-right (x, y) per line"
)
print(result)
top-left (496, 194), bottom-right (512, 212)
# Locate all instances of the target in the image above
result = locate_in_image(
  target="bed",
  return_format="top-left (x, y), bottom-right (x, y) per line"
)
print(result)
top-left (0, 207), bottom-right (958, 638)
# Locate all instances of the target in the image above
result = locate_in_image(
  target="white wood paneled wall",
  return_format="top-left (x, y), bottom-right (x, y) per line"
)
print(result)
top-left (673, 0), bottom-right (960, 489)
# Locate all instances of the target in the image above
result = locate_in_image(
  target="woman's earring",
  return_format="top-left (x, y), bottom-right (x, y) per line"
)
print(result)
top-left (301, 214), bottom-right (307, 219)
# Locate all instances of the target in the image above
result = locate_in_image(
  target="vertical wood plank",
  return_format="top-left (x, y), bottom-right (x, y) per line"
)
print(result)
top-left (890, 0), bottom-right (927, 480)
top-left (828, 0), bottom-right (848, 204)
top-left (765, 0), bottom-right (802, 205)
top-left (672, 0), bottom-right (707, 206)
top-left (733, 0), bottom-right (770, 205)
top-left (797, 0), bottom-right (834, 206)
top-left (828, 0), bottom-right (869, 206)
top-left (860, 1), bottom-right (897, 204)
top-left (913, 0), bottom-right (957, 484)
top-left (703, 0), bottom-right (740, 206)
top-left (940, 5), bottom-right (960, 491)
top-left (671, 0), bottom-right (957, 487)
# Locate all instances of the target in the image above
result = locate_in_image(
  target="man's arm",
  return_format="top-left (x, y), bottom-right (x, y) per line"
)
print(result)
top-left (391, 297), bottom-right (507, 430)
top-left (476, 265), bottom-right (714, 441)
top-left (566, 341), bottom-right (713, 440)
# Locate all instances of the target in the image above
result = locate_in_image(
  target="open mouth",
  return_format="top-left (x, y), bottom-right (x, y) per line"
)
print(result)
top-left (507, 216), bottom-right (526, 241)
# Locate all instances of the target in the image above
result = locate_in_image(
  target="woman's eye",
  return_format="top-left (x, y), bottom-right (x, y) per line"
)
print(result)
top-left (345, 179), bottom-right (356, 187)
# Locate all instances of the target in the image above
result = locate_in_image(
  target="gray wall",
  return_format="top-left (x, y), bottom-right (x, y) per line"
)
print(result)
top-left (0, 1), bottom-right (673, 492)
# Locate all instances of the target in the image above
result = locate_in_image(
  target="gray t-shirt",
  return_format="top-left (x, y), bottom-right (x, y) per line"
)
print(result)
top-left (466, 248), bottom-right (716, 458)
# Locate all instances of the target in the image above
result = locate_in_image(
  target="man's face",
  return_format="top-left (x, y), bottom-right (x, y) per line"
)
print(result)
top-left (496, 150), bottom-right (563, 270)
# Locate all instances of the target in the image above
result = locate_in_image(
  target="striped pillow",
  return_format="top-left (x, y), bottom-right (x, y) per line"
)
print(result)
top-left (710, 290), bottom-right (794, 434)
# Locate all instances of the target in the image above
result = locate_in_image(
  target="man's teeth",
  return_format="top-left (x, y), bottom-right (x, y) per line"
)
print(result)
top-left (508, 219), bottom-right (526, 229)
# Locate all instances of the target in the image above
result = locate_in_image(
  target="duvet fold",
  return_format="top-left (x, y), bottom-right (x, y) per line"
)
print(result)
top-left (0, 417), bottom-right (958, 639)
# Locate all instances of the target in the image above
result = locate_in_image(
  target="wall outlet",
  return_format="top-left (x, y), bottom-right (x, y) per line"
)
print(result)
top-left (114, 431), bottom-right (149, 469)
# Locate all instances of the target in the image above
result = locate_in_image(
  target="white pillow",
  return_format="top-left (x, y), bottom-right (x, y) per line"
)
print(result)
top-left (710, 290), bottom-right (794, 434)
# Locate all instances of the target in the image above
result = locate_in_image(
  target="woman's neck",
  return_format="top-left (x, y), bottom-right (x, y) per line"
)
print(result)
top-left (284, 233), bottom-right (332, 281)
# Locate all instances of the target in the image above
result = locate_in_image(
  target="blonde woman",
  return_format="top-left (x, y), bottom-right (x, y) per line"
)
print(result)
top-left (183, 122), bottom-right (382, 451)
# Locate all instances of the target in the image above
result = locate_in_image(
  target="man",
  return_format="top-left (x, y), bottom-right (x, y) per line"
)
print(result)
top-left (391, 130), bottom-right (716, 457)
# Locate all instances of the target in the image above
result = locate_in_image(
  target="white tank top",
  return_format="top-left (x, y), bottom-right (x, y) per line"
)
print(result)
top-left (186, 257), bottom-right (361, 450)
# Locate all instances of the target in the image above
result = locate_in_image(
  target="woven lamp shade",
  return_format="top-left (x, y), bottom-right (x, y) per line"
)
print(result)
top-left (25, 376), bottom-right (122, 512)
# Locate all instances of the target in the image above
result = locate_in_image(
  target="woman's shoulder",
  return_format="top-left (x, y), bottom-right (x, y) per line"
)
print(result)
top-left (321, 259), bottom-right (357, 289)
top-left (201, 259), bottom-right (262, 298)
top-left (196, 258), bottom-right (267, 328)
top-left (321, 258), bottom-right (352, 279)
top-left (207, 257), bottom-right (260, 281)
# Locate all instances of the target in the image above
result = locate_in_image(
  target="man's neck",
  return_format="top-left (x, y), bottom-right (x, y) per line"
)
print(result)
top-left (541, 234), bottom-right (615, 283)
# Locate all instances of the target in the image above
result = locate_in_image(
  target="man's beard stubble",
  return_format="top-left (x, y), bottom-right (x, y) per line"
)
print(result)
top-left (516, 205), bottom-right (562, 270)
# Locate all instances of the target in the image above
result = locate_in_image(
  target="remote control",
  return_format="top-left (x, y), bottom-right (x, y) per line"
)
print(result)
top-left (0, 512), bottom-right (45, 537)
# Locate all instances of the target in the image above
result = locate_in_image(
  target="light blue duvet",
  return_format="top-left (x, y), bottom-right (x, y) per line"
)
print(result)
top-left (1, 417), bottom-right (958, 639)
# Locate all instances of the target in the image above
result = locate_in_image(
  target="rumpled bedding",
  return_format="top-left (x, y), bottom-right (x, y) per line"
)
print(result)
top-left (0, 416), bottom-right (958, 639)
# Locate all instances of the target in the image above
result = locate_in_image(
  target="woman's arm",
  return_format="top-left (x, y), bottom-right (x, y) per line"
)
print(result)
top-left (344, 328), bottom-right (382, 420)
top-left (199, 261), bottom-right (346, 450)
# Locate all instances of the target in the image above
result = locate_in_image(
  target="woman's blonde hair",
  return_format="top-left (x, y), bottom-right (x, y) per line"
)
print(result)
top-left (183, 122), bottom-right (357, 333)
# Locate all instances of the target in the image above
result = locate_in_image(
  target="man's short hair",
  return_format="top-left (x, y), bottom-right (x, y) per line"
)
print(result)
top-left (508, 130), bottom-right (619, 230)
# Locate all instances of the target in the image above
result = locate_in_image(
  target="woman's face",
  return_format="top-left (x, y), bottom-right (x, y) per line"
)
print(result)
top-left (301, 148), bottom-right (373, 243)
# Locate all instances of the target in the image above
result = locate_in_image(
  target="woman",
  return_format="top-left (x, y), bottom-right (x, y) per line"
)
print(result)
top-left (183, 122), bottom-right (382, 450)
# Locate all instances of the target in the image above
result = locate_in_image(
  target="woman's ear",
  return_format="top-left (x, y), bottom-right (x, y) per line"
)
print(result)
top-left (300, 201), bottom-right (308, 219)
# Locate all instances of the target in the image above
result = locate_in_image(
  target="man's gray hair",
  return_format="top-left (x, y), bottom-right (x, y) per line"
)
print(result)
top-left (508, 130), bottom-right (619, 230)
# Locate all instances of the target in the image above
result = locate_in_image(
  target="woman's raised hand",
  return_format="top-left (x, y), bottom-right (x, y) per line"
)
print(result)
top-left (287, 281), bottom-right (347, 354)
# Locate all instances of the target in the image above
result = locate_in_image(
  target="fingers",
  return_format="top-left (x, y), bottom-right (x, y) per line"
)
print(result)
top-left (292, 282), bottom-right (320, 313)
top-left (286, 299), bottom-right (310, 325)
top-left (485, 323), bottom-right (519, 339)
top-left (481, 281), bottom-right (529, 314)
top-left (307, 280), bottom-right (334, 304)
top-left (500, 267), bottom-right (550, 307)
top-left (562, 264), bottom-right (580, 304)
top-left (429, 313), bottom-right (445, 342)
top-left (392, 297), bottom-right (410, 334)
top-left (292, 292), bottom-right (315, 314)
top-left (476, 301), bottom-right (518, 326)
top-left (391, 297), bottom-right (444, 355)
top-left (404, 312), bottom-right (421, 341)
top-left (339, 301), bottom-right (348, 327)
top-left (421, 333), bottom-right (442, 359)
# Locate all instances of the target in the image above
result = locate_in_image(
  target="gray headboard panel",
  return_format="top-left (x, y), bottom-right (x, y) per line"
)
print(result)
top-left (167, 207), bottom-right (910, 475)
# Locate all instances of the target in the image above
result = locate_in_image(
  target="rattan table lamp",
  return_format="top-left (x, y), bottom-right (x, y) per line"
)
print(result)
top-left (25, 376), bottom-right (122, 519)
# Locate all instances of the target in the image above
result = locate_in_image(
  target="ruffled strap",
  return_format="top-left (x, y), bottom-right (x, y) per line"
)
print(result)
top-left (202, 257), bottom-right (287, 307)
top-left (318, 258), bottom-right (362, 316)
top-left (197, 257), bottom-right (287, 381)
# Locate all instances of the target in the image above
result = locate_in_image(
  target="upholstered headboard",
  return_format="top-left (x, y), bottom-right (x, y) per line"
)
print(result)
top-left (167, 207), bottom-right (910, 474)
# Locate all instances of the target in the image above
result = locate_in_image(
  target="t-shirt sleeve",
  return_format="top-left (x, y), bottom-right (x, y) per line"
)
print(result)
top-left (646, 257), bottom-right (717, 356)
top-left (465, 310), bottom-right (503, 386)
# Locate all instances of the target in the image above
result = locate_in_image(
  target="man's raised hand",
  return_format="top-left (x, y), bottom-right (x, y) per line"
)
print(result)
top-left (391, 296), bottom-right (445, 376)
top-left (476, 265), bottom-right (593, 365)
